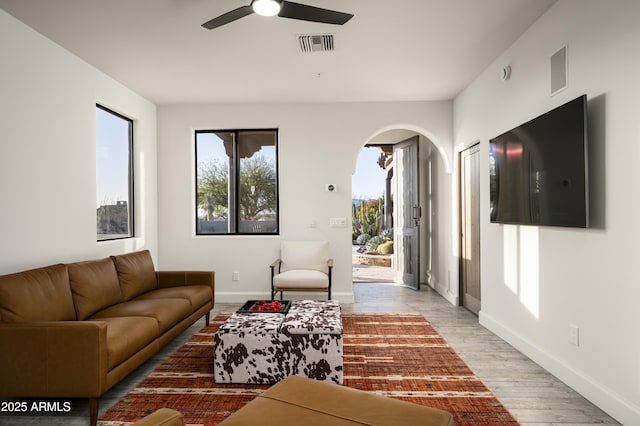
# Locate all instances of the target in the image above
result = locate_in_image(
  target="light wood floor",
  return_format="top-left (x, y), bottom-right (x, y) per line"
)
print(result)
top-left (0, 283), bottom-right (620, 425)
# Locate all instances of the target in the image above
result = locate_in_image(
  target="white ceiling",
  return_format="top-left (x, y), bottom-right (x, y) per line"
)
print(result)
top-left (0, 0), bottom-right (556, 105)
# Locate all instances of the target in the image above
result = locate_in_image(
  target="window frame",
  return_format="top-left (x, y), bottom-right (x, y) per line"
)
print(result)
top-left (195, 128), bottom-right (279, 236)
top-left (96, 104), bottom-right (134, 241)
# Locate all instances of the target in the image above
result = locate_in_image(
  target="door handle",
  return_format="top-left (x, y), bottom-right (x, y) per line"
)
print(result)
top-left (413, 206), bottom-right (421, 226)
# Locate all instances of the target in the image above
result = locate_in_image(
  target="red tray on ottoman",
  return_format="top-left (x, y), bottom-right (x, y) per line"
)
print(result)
top-left (236, 299), bottom-right (291, 314)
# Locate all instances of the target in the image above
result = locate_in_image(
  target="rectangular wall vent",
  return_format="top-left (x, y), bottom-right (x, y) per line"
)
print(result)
top-left (550, 45), bottom-right (567, 95)
top-left (298, 34), bottom-right (334, 53)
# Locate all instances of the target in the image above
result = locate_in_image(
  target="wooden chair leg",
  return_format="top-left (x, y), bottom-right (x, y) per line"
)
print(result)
top-left (89, 398), bottom-right (99, 426)
top-left (205, 311), bottom-right (210, 326)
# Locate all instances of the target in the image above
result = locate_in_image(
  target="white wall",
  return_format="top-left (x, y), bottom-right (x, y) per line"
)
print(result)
top-left (424, 142), bottom-right (456, 303)
top-left (421, 135), bottom-right (455, 302)
top-left (0, 10), bottom-right (158, 274)
top-left (157, 101), bottom-right (453, 303)
top-left (453, 1), bottom-right (640, 423)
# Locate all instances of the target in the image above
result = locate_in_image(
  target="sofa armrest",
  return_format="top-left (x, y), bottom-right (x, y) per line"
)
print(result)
top-left (156, 271), bottom-right (215, 291)
top-left (0, 321), bottom-right (108, 397)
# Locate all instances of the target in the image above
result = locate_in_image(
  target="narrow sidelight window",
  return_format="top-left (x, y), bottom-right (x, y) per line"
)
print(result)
top-left (196, 129), bottom-right (278, 235)
top-left (96, 105), bottom-right (134, 241)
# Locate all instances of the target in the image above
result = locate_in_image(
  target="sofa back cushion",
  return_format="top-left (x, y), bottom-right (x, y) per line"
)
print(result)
top-left (0, 264), bottom-right (76, 322)
top-left (68, 257), bottom-right (123, 320)
top-left (111, 250), bottom-right (157, 301)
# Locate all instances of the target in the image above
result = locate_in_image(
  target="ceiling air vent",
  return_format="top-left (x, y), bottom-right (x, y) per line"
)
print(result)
top-left (298, 34), bottom-right (334, 53)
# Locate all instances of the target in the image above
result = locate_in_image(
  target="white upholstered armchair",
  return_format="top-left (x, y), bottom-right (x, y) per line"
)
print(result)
top-left (270, 241), bottom-right (333, 300)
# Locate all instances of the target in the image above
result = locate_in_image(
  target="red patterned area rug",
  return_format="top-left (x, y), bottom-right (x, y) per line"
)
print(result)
top-left (99, 313), bottom-right (519, 425)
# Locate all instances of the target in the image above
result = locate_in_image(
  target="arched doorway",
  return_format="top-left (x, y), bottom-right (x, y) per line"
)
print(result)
top-left (352, 127), bottom-right (452, 293)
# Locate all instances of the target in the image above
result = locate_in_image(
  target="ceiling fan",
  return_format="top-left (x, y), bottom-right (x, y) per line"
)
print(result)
top-left (201, 0), bottom-right (354, 30)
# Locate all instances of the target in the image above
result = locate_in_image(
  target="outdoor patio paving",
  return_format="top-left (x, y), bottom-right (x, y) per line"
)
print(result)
top-left (352, 245), bottom-right (394, 283)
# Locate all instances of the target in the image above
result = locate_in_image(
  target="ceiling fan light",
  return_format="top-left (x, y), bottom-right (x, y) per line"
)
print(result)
top-left (252, 0), bottom-right (281, 17)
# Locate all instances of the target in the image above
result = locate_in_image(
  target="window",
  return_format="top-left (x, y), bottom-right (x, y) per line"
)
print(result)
top-left (196, 129), bottom-right (278, 235)
top-left (96, 105), bottom-right (134, 241)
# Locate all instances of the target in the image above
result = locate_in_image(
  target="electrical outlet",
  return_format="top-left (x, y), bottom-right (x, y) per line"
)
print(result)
top-left (232, 271), bottom-right (240, 281)
top-left (569, 324), bottom-right (579, 346)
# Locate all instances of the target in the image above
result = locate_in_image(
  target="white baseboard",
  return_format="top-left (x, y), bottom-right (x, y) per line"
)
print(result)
top-left (479, 311), bottom-right (640, 425)
top-left (215, 291), bottom-right (355, 304)
top-left (430, 280), bottom-right (458, 306)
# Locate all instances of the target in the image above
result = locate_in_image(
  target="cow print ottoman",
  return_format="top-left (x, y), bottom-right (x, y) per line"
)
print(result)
top-left (214, 300), bottom-right (343, 384)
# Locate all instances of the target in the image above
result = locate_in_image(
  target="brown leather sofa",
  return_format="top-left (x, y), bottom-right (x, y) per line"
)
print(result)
top-left (0, 250), bottom-right (214, 426)
top-left (219, 375), bottom-right (454, 425)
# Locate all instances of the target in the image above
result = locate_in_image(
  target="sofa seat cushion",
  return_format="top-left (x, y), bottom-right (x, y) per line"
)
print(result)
top-left (68, 257), bottom-right (123, 320)
top-left (0, 264), bottom-right (76, 322)
top-left (91, 298), bottom-right (191, 333)
top-left (100, 316), bottom-right (160, 370)
top-left (111, 250), bottom-right (158, 301)
top-left (273, 270), bottom-right (329, 290)
top-left (133, 286), bottom-right (212, 312)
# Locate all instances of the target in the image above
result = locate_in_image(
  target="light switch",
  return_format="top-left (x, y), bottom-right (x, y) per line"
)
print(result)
top-left (329, 217), bottom-right (347, 227)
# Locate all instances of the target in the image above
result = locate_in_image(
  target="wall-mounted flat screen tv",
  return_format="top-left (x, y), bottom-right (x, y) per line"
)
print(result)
top-left (489, 95), bottom-right (588, 228)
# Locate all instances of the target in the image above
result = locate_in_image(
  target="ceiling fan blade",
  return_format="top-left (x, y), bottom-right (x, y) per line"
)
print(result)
top-left (278, 1), bottom-right (353, 25)
top-left (201, 5), bottom-right (254, 30)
